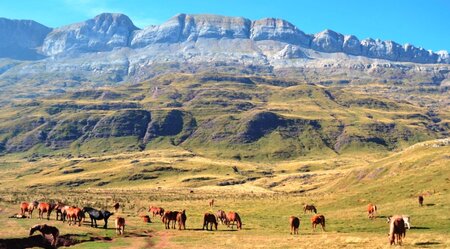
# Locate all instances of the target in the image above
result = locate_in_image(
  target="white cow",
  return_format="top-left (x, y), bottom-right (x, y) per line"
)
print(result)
top-left (387, 215), bottom-right (411, 229)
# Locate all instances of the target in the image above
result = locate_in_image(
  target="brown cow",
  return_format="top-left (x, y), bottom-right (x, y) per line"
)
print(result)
top-left (216, 210), bottom-right (227, 224)
top-left (115, 217), bottom-right (126, 235)
top-left (389, 215), bottom-right (406, 245)
top-left (29, 224), bottom-right (59, 247)
top-left (225, 211), bottom-right (242, 230)
top-left (176, 210), bottom-right (187, 230)
top-left (162, 211), bottom-right (178, 229)
top-left (37, 202), bottom-right (56, 220)
top-left (311, 214), bottom-right (326, 232)
top-left (289, 216), bottom-right (300, 235)
top-left (20, 201), bottom-right (38, 218)
top-left (149, 206), bottom-right (165, 217)
top-left (367, 203), bottom-right (377, 219)
top-left (418, 195), bottom-right (424, 207)
top-left (203, 213), bottom-right (218, 231)
top-left (66, 207), bottom-right (82, 226)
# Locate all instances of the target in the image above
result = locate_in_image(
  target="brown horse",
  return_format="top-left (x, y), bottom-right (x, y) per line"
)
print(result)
top-left (176, 210), bottom-right (187, 230)
top-left (367, 203), bottom-right (377, 219)
top-left (54, 203), bottom-right (66, 221)
top-left (203, 213), bottom-right (218, 231)
top-left (149, 206), bottom-right (165, 217)
top-left (389, 215), bottom-right (406, 245)
top-left (303, 204), bottom-right (317, 214)
top-left (226, 211), bottom-right (242, 230)
top-left (216, 210), bottom-right (227, 224)
top-left (140, 215), bottom-right (151, 223)
top-left (20, 201), bottom-right (38, 218)
top-left (29, 224), bottom-right (59, 247)
top-left (289, 216), bottom-right (300, 235)
top-left (37, 202), bottom-right (56, 220)
top-left (209, 199), bottom-right (215, 207)
top-left (162, 211), bottom-right (178, 229)
top-left (418, 196), bottom-right (424, 207)
top-left (115, 217), bottom-right (126, 235)
top-left (311, 214), bottom-right (326, 232)
top-left (66, 207), bottom-right (82, 226)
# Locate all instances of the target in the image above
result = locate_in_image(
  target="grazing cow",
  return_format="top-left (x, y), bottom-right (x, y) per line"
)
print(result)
top-left (162, 211), bottom-right (178, 229)
top-left (367, 203), bottom-right (377, 219)
top-left (20, 201), bottom-right (39, 218)
top-left (37, 202), bottom-right (57, 220)
top-left (29, 224), bottom-right (59, 247)
top-left (303, 204), bottom-right (317, 214)
top-left (388, 215), bottom-right (406, 245)
top-left (209, 199), bottom-right (215, 207)
top-left (113, 203), bottom-right (120, 213)
top-left (82, 207), bottom-right (114, 229)
top-left (140, 215), bottom-right (151, 223)
top-left (66, 207), bottom-right (82, 226)
top-left (149, 206), bottom-right (165, 217)
top-left (387, 215), bottom-right (411, 229)
top-left (289, 216), bottom-right (300, 235)
top-left (225, 211), bottom-right (242, 230)
top-left (176, 210), bottom-right (187, 230)
top-left (216, 210), bottom-right (227, 224)
top-left (311, 214), bottom-right (326, 232)
top-left (418, 195), bottom-right (424, 207)
top-left (115, 217), bottom-right (125, 235)
top-left (203, 213), bottom-right (218, 231)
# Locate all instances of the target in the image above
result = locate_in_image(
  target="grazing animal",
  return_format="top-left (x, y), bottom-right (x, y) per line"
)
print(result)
top-left (20, 201), bottom-right (38, 218)
top-left (82, 207), bottom-right (114, 229)
top-left (203, 213), bottom-right (218, 231)
top-left (216, 210), bottom-right (227, 224)
top-left (367, 203), bottom-right (377, 219)
top-left (289, 216), bottom-right (300, 235)
top-left (303, 204), bottom-right (317, 214)
top-left (311, 214), bottom-right (326, 232)
top-left (162, 211), bottom-right (178, 229)
top-left (113, 203), bottom-right (120, 213)
top-left (115, 217), bottom-right (125, 235)
top-left (225, 211), bottom-right (242, 230)
top-left (387, 215), bottom-right (411, 229)
top-left (140, 215), bottom-right (151, 223)
top-left (388, 215), bottom-right (406, 245)
top-left (149, 206), bottom-right (165, 217)
top-left (29, 224), bottom-right (59, 247)
top-left (176, 210), bottom-right (187, 230)
top-left (418, 195), bottom-right (424, 207)
top-left (209, 199), bottom-right (215, 207)
top-left (54, 203), bottom-right (67, 221)
top-left (37, 202), bottom-right (56, 220)
top-left (66, 207), bottom-right (82, 226)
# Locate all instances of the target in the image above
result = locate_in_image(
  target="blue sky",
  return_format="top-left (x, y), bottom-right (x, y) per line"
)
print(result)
top-left (1, 0), bottom-right (449, 52)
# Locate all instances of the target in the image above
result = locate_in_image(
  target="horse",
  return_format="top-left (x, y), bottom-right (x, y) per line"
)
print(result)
top-left (29, 224), bottom-right (59, 248)
top-left (37, 202), bottom-right (57, 220)
top-left (289, 216), bottom-right (300, 235)
top-left (387, 215), bottom-right (411, 229)
top-left (311, 214), bottom-right (326, 232)
top-left (140, 215), bottom-right (151, 223)
top-left (115, 217), bottom-right (125, 235)
top-left (303, 204), bottom-right (317, 214)
top-left (418, 195), bottom-right (424, 207)
top-left (216, 210), bottom-right (227, 224)
top-left (162, 211), bottom-right (178, 229)
top-left (54, 203), bottom-right (67, 221)
top-left (149, 206), bottom-right (165, 217)
top-left (176, 210), bottom-right (187, 230)
top-left (388, 215), bottom-right (406, 245)
top-left (203, 213), bottom-right (218, 231)
top-left (82, 207), bottom-right (114, 229)
top-left (20, 201), bottom-right (38, 218)
top-left (225, 211), bottom-right (242, 230)
top-left (209, 199), bottom-right (215, 207)
top-left (60, 205), bottom-right (73, 222)
top-left (367, 203), bottom-right (377, 219)
top-left (66, 207), bottom-right (82, 226)
top-left (113, 203), bottom-right (120, 213)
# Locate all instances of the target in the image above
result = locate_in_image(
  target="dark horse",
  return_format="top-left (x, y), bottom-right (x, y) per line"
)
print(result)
top-left (82, 207), bottom-right (114, 229)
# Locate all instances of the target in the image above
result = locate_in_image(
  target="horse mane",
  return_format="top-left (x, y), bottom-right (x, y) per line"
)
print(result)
top-left (29, 225), bottom-right (41, 236)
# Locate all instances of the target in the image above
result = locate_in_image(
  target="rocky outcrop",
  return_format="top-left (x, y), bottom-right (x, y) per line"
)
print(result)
top-left (311, 29), bottom-right (344, 53)
top-left (250, 18), bottom-right (311, 47)
top-left (42, 13), bottom-right (138, 56)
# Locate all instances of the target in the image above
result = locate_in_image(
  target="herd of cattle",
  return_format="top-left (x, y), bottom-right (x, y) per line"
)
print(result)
top-left (13, 195), bottom-right (426, 247)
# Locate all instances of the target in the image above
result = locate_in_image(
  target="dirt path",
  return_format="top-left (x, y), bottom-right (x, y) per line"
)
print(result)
top-left (153, 230), bottom-right (177, 249)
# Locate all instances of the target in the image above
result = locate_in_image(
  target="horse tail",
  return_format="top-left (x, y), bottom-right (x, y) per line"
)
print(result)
top-left (236, 213), bottom-right (242, 229)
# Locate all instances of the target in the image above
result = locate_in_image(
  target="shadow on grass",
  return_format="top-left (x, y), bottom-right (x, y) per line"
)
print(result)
top-left (0, 234), bottom-right (112, 249)
top-left (425, 203), bottom-right (435, 207)
top-left (186, 228), bottom-right (240, 232)
top-left (411, 226), bottom-right (430, 230)
top-left (414, 241), bottom-right (441, 246)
